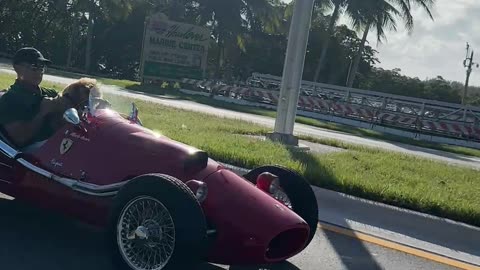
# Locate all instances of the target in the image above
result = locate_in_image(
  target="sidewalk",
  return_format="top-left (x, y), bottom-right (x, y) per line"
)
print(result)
top-left (242, 134), bottom-right (345, 154)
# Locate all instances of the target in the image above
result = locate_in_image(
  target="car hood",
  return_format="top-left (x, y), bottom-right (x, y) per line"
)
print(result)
top-left (40, 109), bottom-right (221, 186)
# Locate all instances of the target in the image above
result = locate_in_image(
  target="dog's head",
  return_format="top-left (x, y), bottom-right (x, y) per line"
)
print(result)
top-left (61, 78), bottom-right (101, 111)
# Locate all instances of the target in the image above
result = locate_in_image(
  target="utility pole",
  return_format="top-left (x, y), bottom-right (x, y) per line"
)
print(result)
top-left (462, 42), bottom-right (479, 105)
top-left (267, 0), bottom-right (315, 146)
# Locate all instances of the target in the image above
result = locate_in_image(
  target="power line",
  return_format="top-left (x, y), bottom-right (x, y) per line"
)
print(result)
top-left (462, 42), bottom-right (479, 105)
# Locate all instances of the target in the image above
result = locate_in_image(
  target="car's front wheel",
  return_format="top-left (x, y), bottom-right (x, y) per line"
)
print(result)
top-left (108, 174), bottom-right (207, 270)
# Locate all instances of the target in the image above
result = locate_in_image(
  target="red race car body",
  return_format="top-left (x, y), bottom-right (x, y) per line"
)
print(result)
top-left (0, 92), bottom-right (317, 269)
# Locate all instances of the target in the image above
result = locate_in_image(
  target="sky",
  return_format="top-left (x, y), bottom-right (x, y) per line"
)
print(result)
top-left (281, 0), bottom-right (480, 86)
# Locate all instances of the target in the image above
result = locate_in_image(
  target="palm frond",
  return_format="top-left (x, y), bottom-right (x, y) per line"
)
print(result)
top-left (389, 0), bottom-right (413, 32)
top-left (412, 0), bottom-right (435, 20)
top-left (237, 34), bottom-right (246, 52)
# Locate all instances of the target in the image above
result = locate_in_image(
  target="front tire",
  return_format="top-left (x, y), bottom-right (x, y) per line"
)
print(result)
top-left (108, 174), bottom-right (208, 270)
top-left (243, 165), bottom-right (318, 247)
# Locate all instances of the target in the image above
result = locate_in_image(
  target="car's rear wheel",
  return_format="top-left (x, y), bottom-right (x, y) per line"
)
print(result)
top-left (108, 174), bottom-right (207, 270)
top-left (243, 165), bottom-right (318, 247)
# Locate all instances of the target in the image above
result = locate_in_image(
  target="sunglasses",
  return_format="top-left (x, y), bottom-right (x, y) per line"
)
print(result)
top-left (22, 63), bottom-right (47, 72)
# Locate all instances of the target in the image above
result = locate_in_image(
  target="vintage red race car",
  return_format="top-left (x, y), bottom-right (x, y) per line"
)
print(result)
top-left (0, 91), bottom-right (318, 270)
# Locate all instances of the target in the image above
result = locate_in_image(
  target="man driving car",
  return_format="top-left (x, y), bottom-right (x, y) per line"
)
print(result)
top-left (0, 47), bottom-right (69, 149)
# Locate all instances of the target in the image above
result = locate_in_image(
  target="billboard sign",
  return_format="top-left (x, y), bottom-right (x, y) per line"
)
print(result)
top-left (140, 13), bottom-right (210, 81)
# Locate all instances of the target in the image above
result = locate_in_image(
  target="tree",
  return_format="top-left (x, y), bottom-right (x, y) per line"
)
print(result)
top-left (359, 68), bottom-right (463, 103)
top-left (0, 0), bottom-right (383, 84)
top-left (79, 0), bottom-right (136, 73)
top-left (345, 0), bottom-right (435, 88)
top-left (312, 0), bottom-right (347, 82)
top-left (0, 0), bottom-right (82, 63)
top-left (305, 24), bottom-right (378, 84)
top-left (193, 0), bottom-right (283, 79)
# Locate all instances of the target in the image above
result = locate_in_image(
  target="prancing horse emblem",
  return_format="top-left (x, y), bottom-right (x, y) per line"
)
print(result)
top-left (60, 138), bottom-right (73, 154)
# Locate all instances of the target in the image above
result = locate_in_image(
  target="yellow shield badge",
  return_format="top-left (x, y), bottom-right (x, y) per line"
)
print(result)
top-left (60, 138), bottom-right (73, 155)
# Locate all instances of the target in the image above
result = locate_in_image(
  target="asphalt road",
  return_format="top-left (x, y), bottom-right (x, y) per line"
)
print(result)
top-left (0, 194), bottom-right (456, 270)
top-left (1, 65), bottom-right (479, 170)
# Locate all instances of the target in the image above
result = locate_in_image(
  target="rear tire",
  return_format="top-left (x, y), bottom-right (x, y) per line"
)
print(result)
top-left (107, 174), bottom-right (207, 270)
top-left (243, 165), bottom-right (318, 247)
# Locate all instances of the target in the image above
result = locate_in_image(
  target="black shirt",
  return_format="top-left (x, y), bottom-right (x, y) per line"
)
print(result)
top-left (0, 79), bottom-right (58, 145)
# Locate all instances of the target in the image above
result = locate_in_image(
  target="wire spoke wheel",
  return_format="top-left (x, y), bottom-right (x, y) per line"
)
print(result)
top-left (117, 196), bottom-right (175, 270)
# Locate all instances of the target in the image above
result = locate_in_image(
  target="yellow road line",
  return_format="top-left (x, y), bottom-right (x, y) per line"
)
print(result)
top-left (318, 222), bottom-right (480, 270)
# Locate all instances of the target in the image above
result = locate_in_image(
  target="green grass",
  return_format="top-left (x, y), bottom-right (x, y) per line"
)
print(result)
top-left (171, 91), bottom-right (480, 158)
top-left (97, 78), bottom-right (139, 89)
top-left (0, 74), bottom-right (65, 92)
top-left (40, 65), bottom-right (139, 89)
top-left (2, 71), bottom-right (480, 226)
top-left (96, 79), bottom-right (480, 158)
top-left (103, 92), bottom-right (480, 227)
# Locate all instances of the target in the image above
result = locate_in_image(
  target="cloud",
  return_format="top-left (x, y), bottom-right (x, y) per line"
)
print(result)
top-left (283, 0), bottom-right (480, 86)
top-left (366, 1), bottom-right (480, 86)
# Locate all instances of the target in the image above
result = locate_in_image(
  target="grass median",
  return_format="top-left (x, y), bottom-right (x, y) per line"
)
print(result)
top-left (2, 72), bottom-right (480, 227)
top-left (167, 89), bottom-right (480, 158)
top-left (105, 93), bottom-right (480, 227)
top-left (92, 77), bottom-right (480, 159)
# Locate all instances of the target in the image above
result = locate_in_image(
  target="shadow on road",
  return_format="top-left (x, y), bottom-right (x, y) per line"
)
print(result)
top-left (286, 147), bottom-right (383, 270)
top-left (387, 140), bottom-right (480, 163)
top-left (0, 196), bottom-right (307, 270)
top-left (0, 198), bottom-right (113, 270)
top-left (0, 197), bottom-right (225, 270)
top-left (229, 261), bottom-right (300, 270)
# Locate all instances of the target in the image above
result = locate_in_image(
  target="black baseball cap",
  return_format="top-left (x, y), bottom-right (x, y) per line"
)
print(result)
top-left (12, 47), bottom-right (51, 66)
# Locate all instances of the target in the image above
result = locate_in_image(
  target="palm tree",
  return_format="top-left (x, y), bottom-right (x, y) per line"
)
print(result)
top-left (194, 0), bottom-right (283, 79)
top-left (345, 0), bottom-right (435, 87)
top-left (80, 0), bottom-right (135, 73)
top-left (312, 0), bottom-right (347, 82)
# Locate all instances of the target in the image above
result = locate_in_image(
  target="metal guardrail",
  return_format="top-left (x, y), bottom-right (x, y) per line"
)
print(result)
top-left (252, 73), bottom-right (480, 140)
top-left (182, 75), bottom-right (480, 143)
top-left (250, 72), bottom-right (480, 119)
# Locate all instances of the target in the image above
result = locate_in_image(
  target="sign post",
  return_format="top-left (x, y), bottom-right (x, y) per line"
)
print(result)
top-left (140, 13), bottom-right (210, 83)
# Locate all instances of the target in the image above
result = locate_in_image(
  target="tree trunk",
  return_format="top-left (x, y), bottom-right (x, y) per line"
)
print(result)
top-left (346, 22), bottom-right (370, 87)
top-left (85, 1), bottom-right (95, 73)
top-left (67, 12), bottom-right (79, 68)
top-left (215, 29), bottom-right (224, 79)
top-left (214, 42), bottom-right (224, 83)
top-left (313, 3), bottom-right (340, 82)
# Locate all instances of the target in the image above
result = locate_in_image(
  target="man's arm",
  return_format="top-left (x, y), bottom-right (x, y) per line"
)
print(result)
top-left (2, 112), bottom-right (49, 147)
top-left (42, 87), bottom-right (59, 98)
top-left (0, 97), bottom-right (61, 148)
